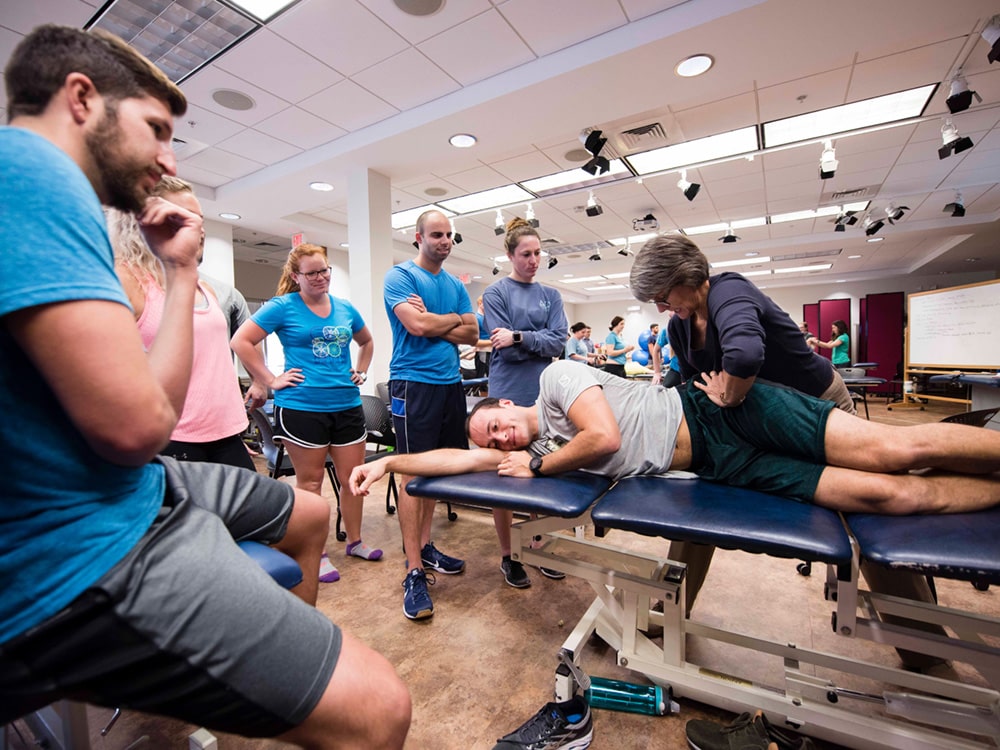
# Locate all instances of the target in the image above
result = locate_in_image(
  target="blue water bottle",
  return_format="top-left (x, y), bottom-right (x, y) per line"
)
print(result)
top-left (584, 677), bottom-right (671, 716)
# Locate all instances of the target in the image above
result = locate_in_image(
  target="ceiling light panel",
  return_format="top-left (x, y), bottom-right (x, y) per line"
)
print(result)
top-left (683, 216), bottom-right (767, 235)
top-left (228, 0), bottom-right (299, 22)
top-left (626, 127), bottom-right (758, 175)
top-left (519, 160), bottom-right (630, 196)
top-left (774, 263), bottom-right (833, 274)
top-left (763, 85), bottom-right (936, 147)
top-left (88, 0), bottom-right (259, 83)
top-left (437, 184), bottom-right (535, 214)
top-left (390, 204), bottom-right (455, 230)
top-left (710, 256), bottom-right (772, 268)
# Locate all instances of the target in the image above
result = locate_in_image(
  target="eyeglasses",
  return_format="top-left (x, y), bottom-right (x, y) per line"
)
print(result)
top-left (299, 266), bottom-right (332, 280)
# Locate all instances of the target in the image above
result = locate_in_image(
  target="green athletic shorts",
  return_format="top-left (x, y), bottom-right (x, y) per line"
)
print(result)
top-left (680, 379), bottom-right (836, 503)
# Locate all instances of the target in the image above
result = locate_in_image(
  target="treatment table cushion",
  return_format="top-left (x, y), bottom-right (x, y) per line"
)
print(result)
top-left (406, 471), bottom-right (613, 517)
top-left (592, 477), bottom-right (853, 566)
top-left (846, 509), bottom-right (1000, 584)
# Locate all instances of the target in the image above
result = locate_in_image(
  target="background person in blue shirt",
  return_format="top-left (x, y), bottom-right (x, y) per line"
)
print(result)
top-left (383, 209), bottom-right (478, 620)
top-left (602, 315), bottom-right (634, 378)
top-left (810, 319), bottom-right (851, 367)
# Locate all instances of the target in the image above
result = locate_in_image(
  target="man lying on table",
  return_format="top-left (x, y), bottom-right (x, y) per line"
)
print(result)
top-left (352, 359), bottom-right (1000, 517)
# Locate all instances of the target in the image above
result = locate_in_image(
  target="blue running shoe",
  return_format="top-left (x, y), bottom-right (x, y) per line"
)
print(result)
top-left (402, 568), bottom-right (434, 620)
top-left (492, 696), bottom-right (593, 750)
top-left (421, 541), bottom-right (465, 575)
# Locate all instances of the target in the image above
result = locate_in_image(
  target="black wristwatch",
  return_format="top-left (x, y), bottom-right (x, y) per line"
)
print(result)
top-left (529, 456), bottom-right (545, 477)
top-left (512, 331), bottom-right (523, 345)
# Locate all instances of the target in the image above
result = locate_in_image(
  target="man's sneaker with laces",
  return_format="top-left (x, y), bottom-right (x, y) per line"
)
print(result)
top-left (421, 541), bottom-right (465, 574)
top-left (501, 556), bottom-right (531, 588)
top-left (687, 710), bottom-right (815, 750)
top-left (401, 568), bottom-right (434, 620)
top-left (492, 695), bottom-right (593, 750)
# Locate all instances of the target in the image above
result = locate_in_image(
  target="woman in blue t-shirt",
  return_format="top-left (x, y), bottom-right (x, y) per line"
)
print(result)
top-left (232, 243), bottom-right (380, 583)
top-left (602, 316), bottom-right (634, 378)
top-left (810, 319), bottom-right (851, 367)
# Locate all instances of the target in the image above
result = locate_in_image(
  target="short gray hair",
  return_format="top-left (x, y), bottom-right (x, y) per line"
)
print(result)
top-left (629, 234), bottom-right (709, 303)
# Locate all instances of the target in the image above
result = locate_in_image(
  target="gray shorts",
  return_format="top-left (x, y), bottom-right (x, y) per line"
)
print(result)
top-left (0, 457), bottom-right (341, 737)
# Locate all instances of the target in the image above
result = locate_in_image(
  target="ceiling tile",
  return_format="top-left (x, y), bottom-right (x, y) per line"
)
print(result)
top-left (758, 68), bottom-right (852, 123)
top-left (673, 92), bottom-right (758, 141)
top-left (254, 106), bottom-right (347, 150)
top-left (216, 128), bottom-right (302, 164)
top-left (181, 66), bottom-right (291, 126)
top-left (440, 164), bottom-right (512, 192)
top-left (498, 0), bottom-right (626, 57)
top-left (177, 163), bottom-right (231, 189)
top-left (848, 39), bottom-right (964, 102)
top-left (183, 149), bottom-right (266, 180)
top-left (173, 104), bottom-right (245, 146)
top-left (299, 80), bottom-right (399, 132)
top-left (352, 48), bottom-right (460, 110)
top-left (419, 9), bottom-right (535, 86)
top-left (355, 0), bottom-right (493, 44)
top-left (214, 29), bottom-right (343, 104)
top-left (269, 0), bottom-right (409, 77)
top-left (619, 0), bottom-right (688, 22)
top-left (491, 150), bottom-right (563, 182)
top-left (2, 0), bottom-right (94, 34)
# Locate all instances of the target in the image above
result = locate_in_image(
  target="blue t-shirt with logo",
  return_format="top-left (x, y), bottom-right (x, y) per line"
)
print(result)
top-left (252, 293), bottom-right (365, 412)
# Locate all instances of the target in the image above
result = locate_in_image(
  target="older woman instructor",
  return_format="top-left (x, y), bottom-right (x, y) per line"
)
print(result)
top-left (629, 233), bottom-right (943, 670)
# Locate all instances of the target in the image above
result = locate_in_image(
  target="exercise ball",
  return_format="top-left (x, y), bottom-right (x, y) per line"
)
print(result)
top-left (637, 330), bottom-right (651, 352)
top-left (632, 349), bottom-right (649, 367)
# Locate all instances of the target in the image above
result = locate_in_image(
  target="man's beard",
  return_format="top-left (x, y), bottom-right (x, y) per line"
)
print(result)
top-left (86, 106), bottom-right (150, 214)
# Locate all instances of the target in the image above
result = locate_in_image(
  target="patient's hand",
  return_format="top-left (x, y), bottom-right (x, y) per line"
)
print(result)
top-left (350, 461), bottom-right (385, 495)
top-left (497, 450), bottom-right (532, 478)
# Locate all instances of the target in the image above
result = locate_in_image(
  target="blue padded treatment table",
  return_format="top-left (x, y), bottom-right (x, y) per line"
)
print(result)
top-left (847, 508), bottom-right (1000, 585)
top-left (407, 471), bottom-right (613, 517)
top-left (237, 540), bottom-right (303, 589)
top-left (592, 476), bottom-right (853, 568)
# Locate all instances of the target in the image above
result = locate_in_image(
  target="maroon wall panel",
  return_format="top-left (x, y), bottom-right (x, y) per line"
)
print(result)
top-left (863, 291), bottom-right (904, 381)
top-left (803, 303), bottom-right (819, 342)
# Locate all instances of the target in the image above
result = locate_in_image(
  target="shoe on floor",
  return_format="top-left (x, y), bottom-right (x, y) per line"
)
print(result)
top-left (402, 568), bottom-right (434, 620)
top-left (687, 710), bottom-right (814, 750)
top-left (501, 556), bottom-right (531, 588)
top-left (535, 565), bottom-right (566, 580)
top-left (493, 695), bottom-right (593, 750)
top-left (421, 541), bottom-right (465, 574)
top-left (318, 552), bottom-right (340, 583)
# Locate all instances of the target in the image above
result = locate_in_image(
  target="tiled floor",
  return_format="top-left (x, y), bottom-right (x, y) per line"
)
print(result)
top-left (7, 400), bottom-right (998, 750)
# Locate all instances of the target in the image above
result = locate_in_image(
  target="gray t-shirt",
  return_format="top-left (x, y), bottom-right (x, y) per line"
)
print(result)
top-left (533, 360), bottom-right (684, 480)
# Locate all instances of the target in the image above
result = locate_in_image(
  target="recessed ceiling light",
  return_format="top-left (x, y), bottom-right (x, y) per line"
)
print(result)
top-left (393, 0), bottom-right (444, 15)
top-left (340, 243), bottom-right (349, 248)
top-left (867, 237), bottom-right (884, 243)
top-left (965, 257), bottom-right (980, 263)
top-left (848, 254), bottom-right (862, 259)
top-left (219, 212), bottom-right (241, 220)
top-left (425, 186), bottom-right (448, 197)
top-left (449, 133), bottom-right (477, 148)
top-left (309, 181), bottom-right (334, 192)
top-left (675, 54), bottom-right (714, 78)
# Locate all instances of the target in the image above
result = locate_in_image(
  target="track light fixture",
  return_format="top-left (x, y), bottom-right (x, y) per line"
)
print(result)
top-left (939, 119), bottom-right (974, 159)
top-left (526, 203), bottom-right (539, 228)
top-left (718, 227), bottom-right (739, 244)
top-left (451, 220), bottom-right (462, 244)
top-left (677, 169), bottom-right (701, 201)
top-left (819, 140), bottom-right (838, 179)
top-left (863, 216), bottom-right (885, 236)
top-left (491, 261), bottom-right (501, 276)
top-left (617, 242), bottom-right (633, 257)
top-left (412, 240), bottom-right (419, 249)
top-left (832, 206), bottom-right (859, 233)
top-left (585, 192), bottom-right (603, 217)
top-left (547, 256), bottom-right (559, 269)
top-left (885, 202), bottom-right (909, 224)
top-left (944, 192), bottom-right (966, 217)
top-left (945, 72), bottom-right (981, 114)
top-left (494, 209), bottom-right (505, 236)
top-left (589, 249), bottom-right (602, 261)
top-left (580, 128), bottom-right (611, 175)
top-left (983, 14), bottom-right (1000, 64)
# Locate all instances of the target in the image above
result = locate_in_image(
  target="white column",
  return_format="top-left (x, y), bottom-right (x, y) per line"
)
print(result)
top-left (347, 169), bottom-right (394, 393)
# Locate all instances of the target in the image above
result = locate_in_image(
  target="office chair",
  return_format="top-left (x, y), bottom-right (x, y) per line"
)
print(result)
top-left (360, 394), bottom-right (457, 522)
top-left (249, 408), bottom-right (345, 542)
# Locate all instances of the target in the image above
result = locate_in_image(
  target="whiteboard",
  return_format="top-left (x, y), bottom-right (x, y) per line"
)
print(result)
top-left (908, 279), bottom-right (1000, 369)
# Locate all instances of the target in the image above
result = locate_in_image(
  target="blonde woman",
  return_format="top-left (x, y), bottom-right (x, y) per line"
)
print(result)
top-left (109, 177), bottom-right (252, 471)
top-left (232, 244), bottom-right (379, 583)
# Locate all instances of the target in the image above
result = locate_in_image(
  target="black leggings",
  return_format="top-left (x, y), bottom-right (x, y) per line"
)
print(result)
top-left (162, 433), bottom-right (255, 471)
